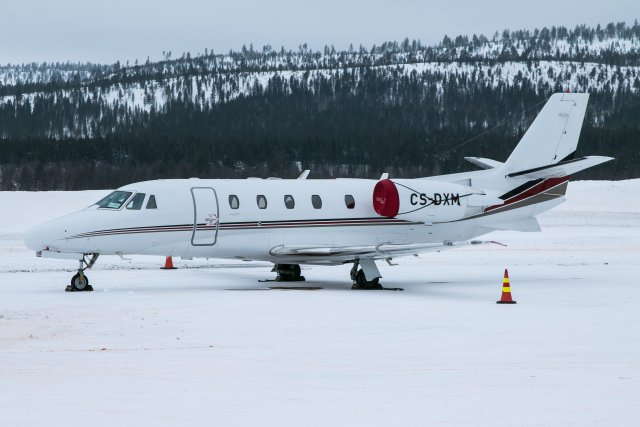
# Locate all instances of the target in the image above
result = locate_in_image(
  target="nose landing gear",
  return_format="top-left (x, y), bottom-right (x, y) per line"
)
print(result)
top-left (69, 271), bottom-right (91, 292)
top-left (66, 254), bottom-right (99, 292)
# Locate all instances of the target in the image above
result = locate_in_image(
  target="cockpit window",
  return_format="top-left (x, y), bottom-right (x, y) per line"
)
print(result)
top-left (146, 195), bottom-right (157, 209)
top-left (96, 191), bottom-right (133, 209)
top-left (126, 193), bottom-right (146, 210)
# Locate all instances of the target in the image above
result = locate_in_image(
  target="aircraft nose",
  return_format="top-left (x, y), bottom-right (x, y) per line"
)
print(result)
top-left (24, 223), bottom-right (48, 251)
top-left (24, 221), bottom-right (68, 252)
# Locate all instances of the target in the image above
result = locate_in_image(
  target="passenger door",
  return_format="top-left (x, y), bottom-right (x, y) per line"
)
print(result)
top-left (190, 187), bottom-right (219, 246)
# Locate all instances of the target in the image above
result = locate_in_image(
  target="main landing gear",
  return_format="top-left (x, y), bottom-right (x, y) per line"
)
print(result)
top-left (272, 264), bottom-right (306, 282)
top-left (66, 254), bottom-right (99, 292)
top-left (350, 259), bottom-right (383, 290)
top-left (350, 259), bottom-right (402, 291)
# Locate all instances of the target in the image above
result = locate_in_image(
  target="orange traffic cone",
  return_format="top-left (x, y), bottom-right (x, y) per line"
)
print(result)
top-left (496, 269), bottom-right (516, 304)
top-left (161, 256), bottom-right (177, 270)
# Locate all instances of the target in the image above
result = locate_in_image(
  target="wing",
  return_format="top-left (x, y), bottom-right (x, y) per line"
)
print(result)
top-left (269, 240), bottom-right (504, 264)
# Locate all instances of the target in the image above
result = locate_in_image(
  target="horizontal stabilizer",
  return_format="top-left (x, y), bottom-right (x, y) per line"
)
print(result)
top-left (464, 157), bottom-right (504, 169)
top-left (507, 156), bottom-right (613, 179)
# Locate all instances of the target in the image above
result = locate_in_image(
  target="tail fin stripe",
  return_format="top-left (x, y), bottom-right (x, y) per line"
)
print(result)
top-left (444, 179), bottom-right (569, 223)
top-left (499, 179), bottom-right (543, 200)
top-left (489, 178), bottom-right (568, 211)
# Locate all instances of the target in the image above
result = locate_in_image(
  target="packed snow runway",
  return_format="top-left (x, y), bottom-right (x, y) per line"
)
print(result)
top-left (1, 181), bottom-right (639, 426)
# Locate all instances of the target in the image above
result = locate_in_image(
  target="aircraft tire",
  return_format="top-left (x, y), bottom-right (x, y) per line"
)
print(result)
top-left (68, 273), bottom-right (94, 292)
top-left (275, 264), bottom-right (304, 281)
top-left (353, 269), bottom-right (381, 290)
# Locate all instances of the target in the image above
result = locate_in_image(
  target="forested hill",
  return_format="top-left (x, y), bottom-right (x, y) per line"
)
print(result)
top-left (1, 21), bottom-right (639, 190)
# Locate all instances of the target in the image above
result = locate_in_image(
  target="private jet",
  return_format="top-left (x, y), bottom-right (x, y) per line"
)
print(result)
top-left (24, 93), bottom-right (612, 291)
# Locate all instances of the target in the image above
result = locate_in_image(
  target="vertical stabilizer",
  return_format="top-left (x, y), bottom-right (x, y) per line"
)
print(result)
top-left (504, 93), bottom-right (589, 174)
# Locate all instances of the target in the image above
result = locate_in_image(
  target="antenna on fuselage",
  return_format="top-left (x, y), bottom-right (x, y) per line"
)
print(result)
top-left (297, 170), bottom-right (310, 179)
top-left (380, 172), bottom-right (389, 180)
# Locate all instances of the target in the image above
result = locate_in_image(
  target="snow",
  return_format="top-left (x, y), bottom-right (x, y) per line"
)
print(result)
top-left (1, 180), bottom-right (639, 426)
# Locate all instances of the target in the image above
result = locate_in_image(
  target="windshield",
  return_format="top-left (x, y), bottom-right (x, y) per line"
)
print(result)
top-left (96, 191), bottom-right (133, 209)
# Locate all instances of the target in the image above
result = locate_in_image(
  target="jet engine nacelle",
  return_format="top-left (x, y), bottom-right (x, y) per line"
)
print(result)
top-left (373, 178), bottom-right (491, 223)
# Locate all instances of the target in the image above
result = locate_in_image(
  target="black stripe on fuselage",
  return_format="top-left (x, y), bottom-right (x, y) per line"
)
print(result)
top-left (68, 217), bottom-right (420, 239)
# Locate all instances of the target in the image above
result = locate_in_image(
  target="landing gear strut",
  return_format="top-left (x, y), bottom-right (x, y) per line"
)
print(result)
top-left (350, 259), bottom-right (383, 290)
top-left (66, 254), bottom-right (99, 292)
top-left (272, 264), bottom-right (305, 282)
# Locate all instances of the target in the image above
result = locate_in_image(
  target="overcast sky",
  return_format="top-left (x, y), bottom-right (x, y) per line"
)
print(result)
top-left (2, 0), bottom-right (639, 65)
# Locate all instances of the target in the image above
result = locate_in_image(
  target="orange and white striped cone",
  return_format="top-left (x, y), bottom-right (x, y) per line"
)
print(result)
top-left (496, 269), bottom-right (516, 304)
top-left (161, 256), bottom-right (177, 270)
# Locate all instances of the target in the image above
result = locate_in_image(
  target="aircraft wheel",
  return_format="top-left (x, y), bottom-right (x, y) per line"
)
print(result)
top-left (352, 269), bottom-right (381, 290)
top-left (67, 273), bottom-right (94, 292)
top-left (286, 264), bottom-right (301, 279)
top-left (275, 264), bottom-right (305, 282)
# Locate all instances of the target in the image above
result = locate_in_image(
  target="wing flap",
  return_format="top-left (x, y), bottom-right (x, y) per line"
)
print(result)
top-left (269, 240), bottom-right (504, 259)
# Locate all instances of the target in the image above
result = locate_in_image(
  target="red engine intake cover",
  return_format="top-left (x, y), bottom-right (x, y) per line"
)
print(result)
top-left (373, 179), bottom-right (400, 217)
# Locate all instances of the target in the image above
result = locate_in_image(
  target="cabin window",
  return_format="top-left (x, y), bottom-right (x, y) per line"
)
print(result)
top-left (126, 193), bottom-right (146, 210)
top-left (229, 195), bottom-right (239, 209)
top-left (257, 195), bottom-right (267, 209)
top-left (146, 195), bottom-right (157, 209)
top-left (345, 195), bottom-right (355, 209)
top-left (311, 195), bottom-right (322, 209)
top-left (284, 195), bottom-right (295, 209)
top-left (96, 191), bottom-right (132, 209)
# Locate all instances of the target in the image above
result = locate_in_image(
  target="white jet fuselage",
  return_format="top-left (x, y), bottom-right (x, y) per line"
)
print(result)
top-left (28, 177), bottom-right (508, 265)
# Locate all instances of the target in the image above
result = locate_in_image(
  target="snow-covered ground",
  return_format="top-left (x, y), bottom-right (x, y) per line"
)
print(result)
top-left (1, 180), bottom-right (639, 426)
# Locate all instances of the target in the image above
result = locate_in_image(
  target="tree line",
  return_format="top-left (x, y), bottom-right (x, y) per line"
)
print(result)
top-left (0, 21), bottom-right (638, 190)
